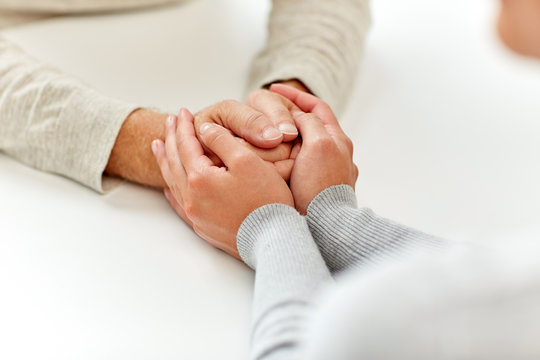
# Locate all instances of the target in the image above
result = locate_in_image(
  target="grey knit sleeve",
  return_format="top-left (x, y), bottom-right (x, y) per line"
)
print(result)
top-left (0, 36), bottom-right (138, 193)
top-left (247, 0), bottom-right (371, 116)
top-left (306, 185), bottom-right (446, 273)
top-left (237, 204), bottom-right (333, 360)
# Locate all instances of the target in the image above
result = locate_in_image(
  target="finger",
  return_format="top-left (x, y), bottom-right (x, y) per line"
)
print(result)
top-left (199, 122), bottom-right (262, 171)
top-left (152, 138), bottom-right (177, 188)
top-left (246, 89), bottom-right (298, 141)
top-left (273, 159), bottom-right (294, 182)
top-left (177, 108), bottom-right (213, 172)
top-left (164, 115), bottom-right (187, 184)
top-left (236, 137), bottom-right (292, 163)
top-left (293, 111), bottom-right (332, 146)
top-left (197, 100), bottom-right (283, 149)
top-left (290, 139), bottom-right (302, 160)
top-left (164, 188), bottom-right (193, 227)
top-left (270, 83), bottom-right (342, 131)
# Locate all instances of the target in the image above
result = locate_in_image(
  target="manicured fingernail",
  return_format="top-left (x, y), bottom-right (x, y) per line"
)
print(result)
top-left (199, 123), bottom-right (213, 135)
top-left (262, 126), bottom-right (282, 140)
top-left (151, 139), bottom-right (159, 156)
top-left (278, 123), bottom-right (298, 135)
top-left (167, 115), bottom-right (175, 126)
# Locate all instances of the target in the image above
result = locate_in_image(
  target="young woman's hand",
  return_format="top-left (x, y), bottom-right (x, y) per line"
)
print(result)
top-left (152, 109), bottom-right (294, 259)
top-left (270, 84), bottom-right (358, 214)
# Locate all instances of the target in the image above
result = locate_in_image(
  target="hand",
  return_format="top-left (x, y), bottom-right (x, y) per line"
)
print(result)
top-left (152, 109), bottom-right (294, 259)
top-left (193, 99), bottom-right (287, 148)
top-left (245, 88), bottom-right (301, 142)
top-left (270, 84), bottom-right (358, 214)
top-left (192, 100), bottom-right (295, 180)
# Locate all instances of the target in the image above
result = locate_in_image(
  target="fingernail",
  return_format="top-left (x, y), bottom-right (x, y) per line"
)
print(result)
top-left (291, 110), bottom-right (304, 118)
top-left (278, 123), bottom-right (298, 135)
top-left (262, 127), bottom-right (282, 140)
top-left (151, 139), bottom-right (159, 156)
top-left (167, 115), bottom-right (175, 127)
top-left (199, 123), bottom-right (213, 135)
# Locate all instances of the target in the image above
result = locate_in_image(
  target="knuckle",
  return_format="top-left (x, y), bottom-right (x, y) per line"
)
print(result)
top-left (216, 99), bottom-right (236, 107)
top-left (187, 172), bottom-right (204, 190)
top-left (343, 136), bottom-right (354, 153)
top-left (272, 108), bottom-right (293, 122)
top-left (231, 151), bottom-right (256, 168)
top-left (246, 89), bottom-right (265, 104)
top-left (192, 112), bottom-right (204, 128)
top-left (183, 201), bottom-right (197, 219)
top-left (219, 99), bottom-right (238, 109)
top-left (246, 112), bottom-right (268, 128)
top-left (203, 127), bottom-right (227, 147)
top-left (311, 135), bottom-right (336, 153)
top-left (215, 100), bottom-right (239, 118)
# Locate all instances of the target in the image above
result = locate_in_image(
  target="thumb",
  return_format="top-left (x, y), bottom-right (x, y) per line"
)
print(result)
top-left (197, 100), bottom-right (283, 149)
top-left (199, 123), bottom-right (262, 171)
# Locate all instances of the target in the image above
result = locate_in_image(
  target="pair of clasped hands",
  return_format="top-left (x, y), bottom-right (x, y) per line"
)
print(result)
top-left (152, 84), bottom-right (358, 259)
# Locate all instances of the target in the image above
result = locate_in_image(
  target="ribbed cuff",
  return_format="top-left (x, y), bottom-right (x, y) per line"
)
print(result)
top-left (306, 185), bottom-right (446, 272)
top-left (307, 184), bottom-right (358, 216)
top-left (239, 203), bottom-right (333, 360)
top-left (58, 87), bottom-right (139, 193)
top-left (237, 203), bottom-right (307, 270)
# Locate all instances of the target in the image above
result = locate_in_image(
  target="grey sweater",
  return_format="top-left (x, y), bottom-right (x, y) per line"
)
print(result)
top-left (238, 185), bottom-right (540, 359)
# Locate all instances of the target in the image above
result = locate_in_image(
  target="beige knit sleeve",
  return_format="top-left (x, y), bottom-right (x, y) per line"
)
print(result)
top-left (0, 0), bottom-right (176, 14)
top-left (247, 0), bottom-right (371, 116)
top-left (0, 36), bottom-right (138, 192)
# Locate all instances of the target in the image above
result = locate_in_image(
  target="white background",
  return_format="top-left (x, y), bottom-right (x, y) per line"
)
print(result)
top-left (1, 0), bottom-right (540, 359)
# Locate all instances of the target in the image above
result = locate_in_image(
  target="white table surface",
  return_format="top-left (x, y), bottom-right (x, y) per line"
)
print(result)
top-left (1, 0), bottom-right (540, 359)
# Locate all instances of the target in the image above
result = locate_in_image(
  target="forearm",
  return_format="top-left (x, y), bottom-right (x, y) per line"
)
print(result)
top-left (0, 36), bottom-right (165, 191)
top-left (238, 204), bottom-right (333, 360)
top-left (307, 185), bottom-right (447, 273)
top-left (248, 0), bottom-right (371, 115)
top-left (0, 0), bottom-right (176, 14)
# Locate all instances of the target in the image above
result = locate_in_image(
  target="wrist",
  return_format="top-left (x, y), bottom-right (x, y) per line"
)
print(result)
top-left (271, 79), bottom-right (311, 94)
top-left (237, 203), bottom-right (304, 269)
top-left (306, 185), bottom-right (357, 221)
top-left (105, 108), bottom-right (168, 188)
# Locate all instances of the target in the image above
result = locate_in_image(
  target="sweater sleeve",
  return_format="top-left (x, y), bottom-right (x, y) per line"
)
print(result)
top-left (0, 36), bottom-right (139, 192)
top-left (237, 204), bottom-right (333, 360)
top-left (247, 0), bottom-right (371, 116)
top-left (306, 185), bottom-right (447, 273)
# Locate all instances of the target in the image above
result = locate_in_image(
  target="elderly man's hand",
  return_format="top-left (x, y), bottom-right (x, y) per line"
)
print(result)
top-left (192, 97), bottom-right (300, 181)
top-left (105, 83), bottom-right (309, 187)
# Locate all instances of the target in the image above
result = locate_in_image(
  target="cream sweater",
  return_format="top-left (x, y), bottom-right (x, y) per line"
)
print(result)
top-left (0, 0), bottom-right (370, 192)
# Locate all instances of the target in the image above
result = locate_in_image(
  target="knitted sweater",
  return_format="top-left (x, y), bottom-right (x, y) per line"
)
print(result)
top-left (237, 185), bottom-right (540, 359)
top-left (0, 0), bottom-right (370, 191)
